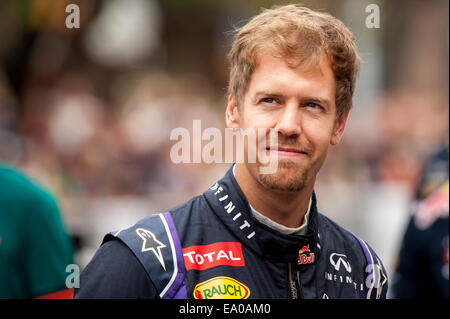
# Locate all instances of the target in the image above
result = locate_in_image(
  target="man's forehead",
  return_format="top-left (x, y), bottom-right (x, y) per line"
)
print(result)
top-left (254, 52), bottom-right (330, 75)
top-left (248, 54), bottom-right (335, 96)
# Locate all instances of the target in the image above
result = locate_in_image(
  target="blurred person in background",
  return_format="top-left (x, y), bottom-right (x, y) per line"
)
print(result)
top-left (392, 143), bottom-right (449, 298)
top-left (75, 4), bottom-right (388, 299)
top-left (0, 162), bottom-right (75, 298)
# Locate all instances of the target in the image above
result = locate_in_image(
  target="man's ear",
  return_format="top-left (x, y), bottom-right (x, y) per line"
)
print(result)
top-left (225, 93), bottom-right (240, 129)
top-left (330, 110), bottom-right (349, 145)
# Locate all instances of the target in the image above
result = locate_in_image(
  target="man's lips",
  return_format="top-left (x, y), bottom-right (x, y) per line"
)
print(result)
top-left (266, 146), bottom-right (308, 156)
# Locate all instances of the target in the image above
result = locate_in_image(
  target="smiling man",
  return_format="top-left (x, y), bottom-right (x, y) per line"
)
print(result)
top-left (227, 52), bottom-right (345, 229)
top-left (75, 4), bottom-right (388, 299)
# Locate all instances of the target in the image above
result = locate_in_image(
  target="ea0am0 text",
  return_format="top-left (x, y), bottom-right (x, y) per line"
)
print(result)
top-left (223, 303), bottom-right (271, 314)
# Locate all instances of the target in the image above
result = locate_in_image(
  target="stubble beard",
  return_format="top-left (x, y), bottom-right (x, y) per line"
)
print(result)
top-left (254, 133), bottom-right (318, 192)
top-left (256, 159), bottom-right (312, 192)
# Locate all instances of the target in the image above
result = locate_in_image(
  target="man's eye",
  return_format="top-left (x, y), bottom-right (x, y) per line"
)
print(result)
top-left (306, 102), bottom-right (322, 110)
top-left (261, 98), bottom-right (276, 104)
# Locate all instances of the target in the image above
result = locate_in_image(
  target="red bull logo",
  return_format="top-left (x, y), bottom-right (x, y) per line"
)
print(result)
top-left (298, 245), bottom-right (315, 265)
top-left (299, 245), bottom-right (310, 254)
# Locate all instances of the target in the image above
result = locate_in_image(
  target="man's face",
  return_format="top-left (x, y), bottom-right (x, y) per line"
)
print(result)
top-left (226, 54), bottom-right (349, 192)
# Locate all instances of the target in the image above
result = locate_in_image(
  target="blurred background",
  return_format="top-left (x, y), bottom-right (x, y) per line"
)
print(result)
top-left (0, 0), bottom-right (448, 298)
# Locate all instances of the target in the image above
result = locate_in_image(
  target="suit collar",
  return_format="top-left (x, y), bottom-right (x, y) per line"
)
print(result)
top-left (203, 165), bottom-right (321, 263)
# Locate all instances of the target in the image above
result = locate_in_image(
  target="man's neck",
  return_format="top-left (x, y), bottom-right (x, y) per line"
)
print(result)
top-left (234, 163), bottom-right (314, 228)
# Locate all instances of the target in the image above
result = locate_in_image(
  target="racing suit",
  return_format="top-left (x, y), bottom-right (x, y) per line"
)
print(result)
top-left (75, 166), bottom-right (388, 299)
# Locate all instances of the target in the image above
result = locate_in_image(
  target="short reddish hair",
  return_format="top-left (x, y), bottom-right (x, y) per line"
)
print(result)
top-left (227, 4), bottom-right (360, 120)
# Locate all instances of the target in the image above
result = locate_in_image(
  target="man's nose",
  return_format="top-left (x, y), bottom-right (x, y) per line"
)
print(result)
top-left (275, 103), bottom-right (301, 137)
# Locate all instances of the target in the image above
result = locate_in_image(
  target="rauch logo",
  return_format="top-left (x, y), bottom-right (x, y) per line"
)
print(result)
top-left (193, 276), bottom-right (250, 299)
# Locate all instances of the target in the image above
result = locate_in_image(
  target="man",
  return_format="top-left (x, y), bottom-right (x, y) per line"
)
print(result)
top-left (75, 4), bottom-right (388, 299)
top-left (392, 145), bottom-right (449, 298)
top-left (0, 162), bottom-right (75, 298)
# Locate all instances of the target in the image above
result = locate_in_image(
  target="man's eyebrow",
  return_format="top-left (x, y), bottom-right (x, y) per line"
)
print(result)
top-left (252, 91), bottom-right (284, 99)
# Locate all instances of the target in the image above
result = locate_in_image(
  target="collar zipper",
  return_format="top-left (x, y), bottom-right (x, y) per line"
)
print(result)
top-left (288, 263), bottom-right (297, 299)
top-left (288, 263), bottom-right (305, 299)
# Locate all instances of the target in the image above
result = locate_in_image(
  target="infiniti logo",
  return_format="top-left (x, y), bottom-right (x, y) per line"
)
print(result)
top-left (330, 253), bottom-right (352, 273)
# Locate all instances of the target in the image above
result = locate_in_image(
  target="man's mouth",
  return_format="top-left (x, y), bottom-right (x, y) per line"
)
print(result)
top-left (266, 146), bottom-right (308, 157)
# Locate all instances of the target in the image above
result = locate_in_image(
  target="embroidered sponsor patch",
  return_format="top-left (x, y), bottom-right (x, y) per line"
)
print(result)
top-left (182, 242), bottom-right (245, 270)
top-left (193, 276), bottom-right (250, 299)
top-left (329, 253), bottom-right (352, 272)
top-left (298, 244), bottom-right (315, 265)
top-left (136, 228), bottom-right (167, 270)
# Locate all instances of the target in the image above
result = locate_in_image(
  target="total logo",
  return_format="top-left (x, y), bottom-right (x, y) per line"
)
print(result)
top-left (182, 242), bottom-right (245, 271)
top-left (298, 245), bottom-right (315, 265)
top-left (193, 276), bottom-right (250, 299)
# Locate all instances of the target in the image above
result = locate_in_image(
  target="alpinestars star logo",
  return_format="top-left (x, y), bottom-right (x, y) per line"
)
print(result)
top-left (136, 228), bottom-right (167, 271)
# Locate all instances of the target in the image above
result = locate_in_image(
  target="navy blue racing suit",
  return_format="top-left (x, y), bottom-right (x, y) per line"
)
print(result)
top-left (75, 166), bottom-right (388, 299)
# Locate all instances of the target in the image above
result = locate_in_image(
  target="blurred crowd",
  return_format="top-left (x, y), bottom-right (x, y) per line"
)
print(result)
top-left (0, 0), bottom-right (448, 293)
top-left (0, 0), bottom-right (230, 200)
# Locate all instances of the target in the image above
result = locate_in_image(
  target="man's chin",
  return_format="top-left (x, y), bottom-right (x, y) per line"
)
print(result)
top-left (256, 162), bottom-right (309, 192)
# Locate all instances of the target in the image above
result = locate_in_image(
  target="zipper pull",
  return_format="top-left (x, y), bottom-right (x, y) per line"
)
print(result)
top-left (288, 263), bottom-right (298, 299)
